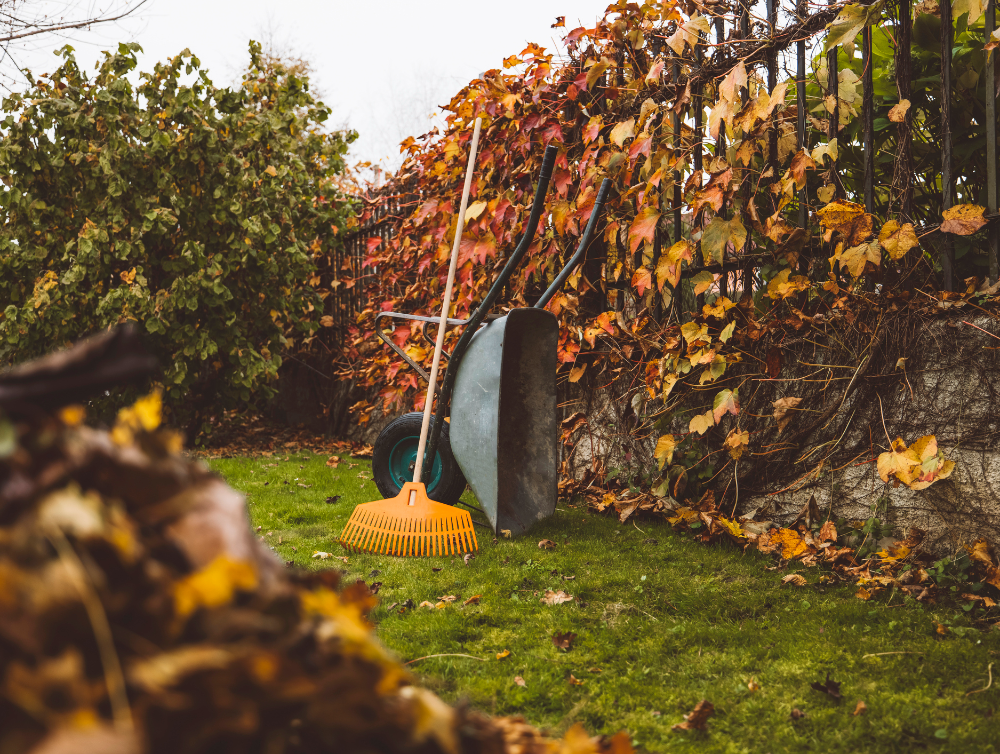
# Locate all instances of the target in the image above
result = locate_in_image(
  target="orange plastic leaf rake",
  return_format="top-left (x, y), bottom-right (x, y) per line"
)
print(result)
top-left (339, 482), bottom-right (478, 556)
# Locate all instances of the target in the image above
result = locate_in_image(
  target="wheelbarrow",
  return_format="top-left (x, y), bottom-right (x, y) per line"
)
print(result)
top-left (371, 145), bottom-right (611, 536)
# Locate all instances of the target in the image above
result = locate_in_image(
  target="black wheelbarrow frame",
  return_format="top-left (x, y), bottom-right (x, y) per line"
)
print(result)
top-left (373, 145), bottom-right (611, 535)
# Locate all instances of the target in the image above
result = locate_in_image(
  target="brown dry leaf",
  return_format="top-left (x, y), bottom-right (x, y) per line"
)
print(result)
top-left (514, 675), bottom-right (527, 687)
top-left (940, 204), bottom-right (988, 235)
top-left (781, 574), bottom-right (807, 586)
top-left (818, 520), bottom-right (838, 544)
top-left (463, 595), bottom-right (481, 606)
top-left (936, 622), bottom-right (949, 636)
top-left (496, 649), bottom-right (511, 660)
top-left (553, 631), bottom-right (578, 650)
top-left (772, 396), bottom-right (803, 434)
top-left (856, 586), bottom-right (873, 601)
top-left (878, 220), bottom-right (919, 259)
top-left (766, 346), bottom-right (782, 379)
top-left (568, 363), bottom-right (587, 383)
top-left (791, 708), bottom-right (806, 720)
top-left (723, 429), bottom-right (750, 460)
top-left (538, 539), bottom-right (557, 551)
top-left (817, 199), bottom-right (874, 245)
top-left (810, 673), bottom-right (842, 699)
top-left (418, 600), bottom-right (436, 609)
top-left (541, 590), bottom-right (574, 605)
top-left (672, 700), bottom-right (715, 732)
top-left (888, 99), bottom-right (911, 122)
top-left (568, 674), bottom-right (585, 686)
top-left (325, 455), bottom-right (340, 468)
top-left (854, 700), bottom-right (868, 716)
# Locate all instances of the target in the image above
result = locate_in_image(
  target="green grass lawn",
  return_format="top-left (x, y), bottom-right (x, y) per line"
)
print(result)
top-left (208, 451), bottom-right (1000, 753)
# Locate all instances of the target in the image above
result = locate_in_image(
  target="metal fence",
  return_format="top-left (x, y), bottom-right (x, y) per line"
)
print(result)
top-left (645, 0), bottom-right (1000, 303)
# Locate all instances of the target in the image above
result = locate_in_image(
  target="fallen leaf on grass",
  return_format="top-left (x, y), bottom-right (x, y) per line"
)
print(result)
top-left (463, 553), bottom-right (474, 565)
top-left (496, 650), bottom-right (511, 660)
top-left (312, 551), bottom-right (349, 563)
top-left (936, 621), bottom-right (949, 636)
top-left (553, 631), bottom-right (577, 650)
top-left (326, 455), bottom-right (340, 468)
top-left (514, 676), bottom-right (526, 687)
top-left (418, 601), bottom-right (436, 609)
top-left (791, 708), bottom-right (806, 720)
top-left (588, 667), bottom-right (602, 673)
top-left (438, 595), bottom-right (457, 602)
top-left (463, 595), bottom-right (481, 606)
top-left (538, 539), bottom-right (557, 550)
top-left (431, 567), bottom-right (442, 572)
top-left (748, 678), bottom-right (761, 691)
top-left (568, 674), bottom-right (585, 685)
top-left (672, 700), bottom-right (715, 732)
top-left (810, 672), bottom-right (842, 699)
top-left (541, 590), bottom-right (574, 605)
top-left (854, 700), bottom-right (868, 716)
top-left (325, 495), bottom-right (341, 504)
top-left (781, 574), bottom-right (807, 586)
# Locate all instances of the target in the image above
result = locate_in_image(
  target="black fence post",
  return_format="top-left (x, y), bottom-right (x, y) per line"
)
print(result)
top-left (987, 0), bottom-right (999, 284)
top-left (941, 0), bottom-right (955, 291)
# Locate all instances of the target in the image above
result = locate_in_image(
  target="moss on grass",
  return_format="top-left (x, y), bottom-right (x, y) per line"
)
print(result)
top-left (210, 452), bottom-right (1000, 753)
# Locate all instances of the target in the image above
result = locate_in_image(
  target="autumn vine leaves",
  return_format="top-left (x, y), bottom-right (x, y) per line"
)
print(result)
top-left (350, 0), bottom-right (977, 503)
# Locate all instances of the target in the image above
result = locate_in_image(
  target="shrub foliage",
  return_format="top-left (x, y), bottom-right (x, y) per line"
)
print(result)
top-left (0, 42), bottom-right (354, 422)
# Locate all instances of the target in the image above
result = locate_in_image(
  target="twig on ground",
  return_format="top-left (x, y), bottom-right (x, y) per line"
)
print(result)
top-left (966, 663), bottom-right (994, 696)
top-left (405, 653), bottom-right (487, 665)
top-left (862, 651), bottom-right (925, 659)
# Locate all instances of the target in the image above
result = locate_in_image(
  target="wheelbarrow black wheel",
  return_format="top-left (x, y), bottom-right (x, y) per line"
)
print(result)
top-left (372, 412), bottom-right (468, 506)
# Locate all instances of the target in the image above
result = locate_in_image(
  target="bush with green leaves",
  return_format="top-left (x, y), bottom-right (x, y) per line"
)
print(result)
top-left (0, 41), bottom-right (355, 426)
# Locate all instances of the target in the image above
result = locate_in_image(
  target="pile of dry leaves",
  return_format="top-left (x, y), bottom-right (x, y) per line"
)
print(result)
top-left (0, 330), bottom-right (628, 754)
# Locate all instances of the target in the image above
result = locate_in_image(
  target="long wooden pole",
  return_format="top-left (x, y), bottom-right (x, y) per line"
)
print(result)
top-left (412, 117), bottom-right (482, 489)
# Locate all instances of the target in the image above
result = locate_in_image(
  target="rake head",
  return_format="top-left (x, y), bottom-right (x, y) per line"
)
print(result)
top-left (339, 482), bottom-right (478, 557)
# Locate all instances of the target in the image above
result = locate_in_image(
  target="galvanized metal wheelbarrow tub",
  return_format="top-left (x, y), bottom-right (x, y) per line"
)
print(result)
top-left (372, 146), bottom-right (610, 536)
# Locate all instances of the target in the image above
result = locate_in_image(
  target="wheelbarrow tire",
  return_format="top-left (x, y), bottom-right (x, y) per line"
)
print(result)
top-left (372, 412), bottom-right (468, 506)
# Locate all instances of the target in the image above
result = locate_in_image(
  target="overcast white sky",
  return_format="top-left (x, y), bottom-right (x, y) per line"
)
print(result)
top-left (8, 0), bottom-right (608, 173)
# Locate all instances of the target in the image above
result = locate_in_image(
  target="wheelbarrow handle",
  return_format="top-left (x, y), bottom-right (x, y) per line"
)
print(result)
top-left (375, 311), bottom-right (471, 383)
top-left (534, 177), bottom-right (612, 310)
top-left (421, 144), bottom-right (558, 483)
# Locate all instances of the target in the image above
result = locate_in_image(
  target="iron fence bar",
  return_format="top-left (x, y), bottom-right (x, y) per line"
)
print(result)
top-left (715, 13), bottom-right (729, 299)
top-left (827, 0), bottom-right (839, 197)
top-left (862, 23), bottom-right (874, 213)
top-left (987, 0), bottom-right (998, 284)
top-left (796, 1), bottom-right (807, 230)
top-left (894, 0), bottom-right (913, 221)
top-left (940, 0), bottom-right (955, 291)
top-left (740, 0), bottom-right (752, 294)
top-left (767, 0), bottom-right (779, 214)
top-left (672, 58), bottom-right (683, 320)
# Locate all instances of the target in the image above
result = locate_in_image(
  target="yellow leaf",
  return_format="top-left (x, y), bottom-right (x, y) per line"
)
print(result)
top-left (609, 118), bottom-right (636, 147)
top-left (719, 322), bottom-right (736, 343)
top-left (264, 165), bottom-right (278, 177)
top-left (724, 429), bottom-right (749, 460)
top-left (465, 200), bottom-right (488, 222)
top-left (59, 405), bottom-right (86, 427)
top-left (689, 410), bottom-right (714, 435)
top-left (772, 528), bottom-right (810, 560)
top-left (173, 556), bottom-right (257, 618)
top-left (496, 649), bottom-right (511, 660)
top-left (654, 434), bottom-right (677, 469)
top-left (817, 199), bottom-right (873, 245)
top-left (767, 268), bottom-right (811, 300)
top-left (878, 220), bottom-right (919, 260)
top-left (405, 344), bottom-right (428, 361)
top-left (837, 241), bottom-right (881, 278)
top-left (568, 362), bottom-right (587, 383)
top-left (940, 204), bottom-right (988, 236)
